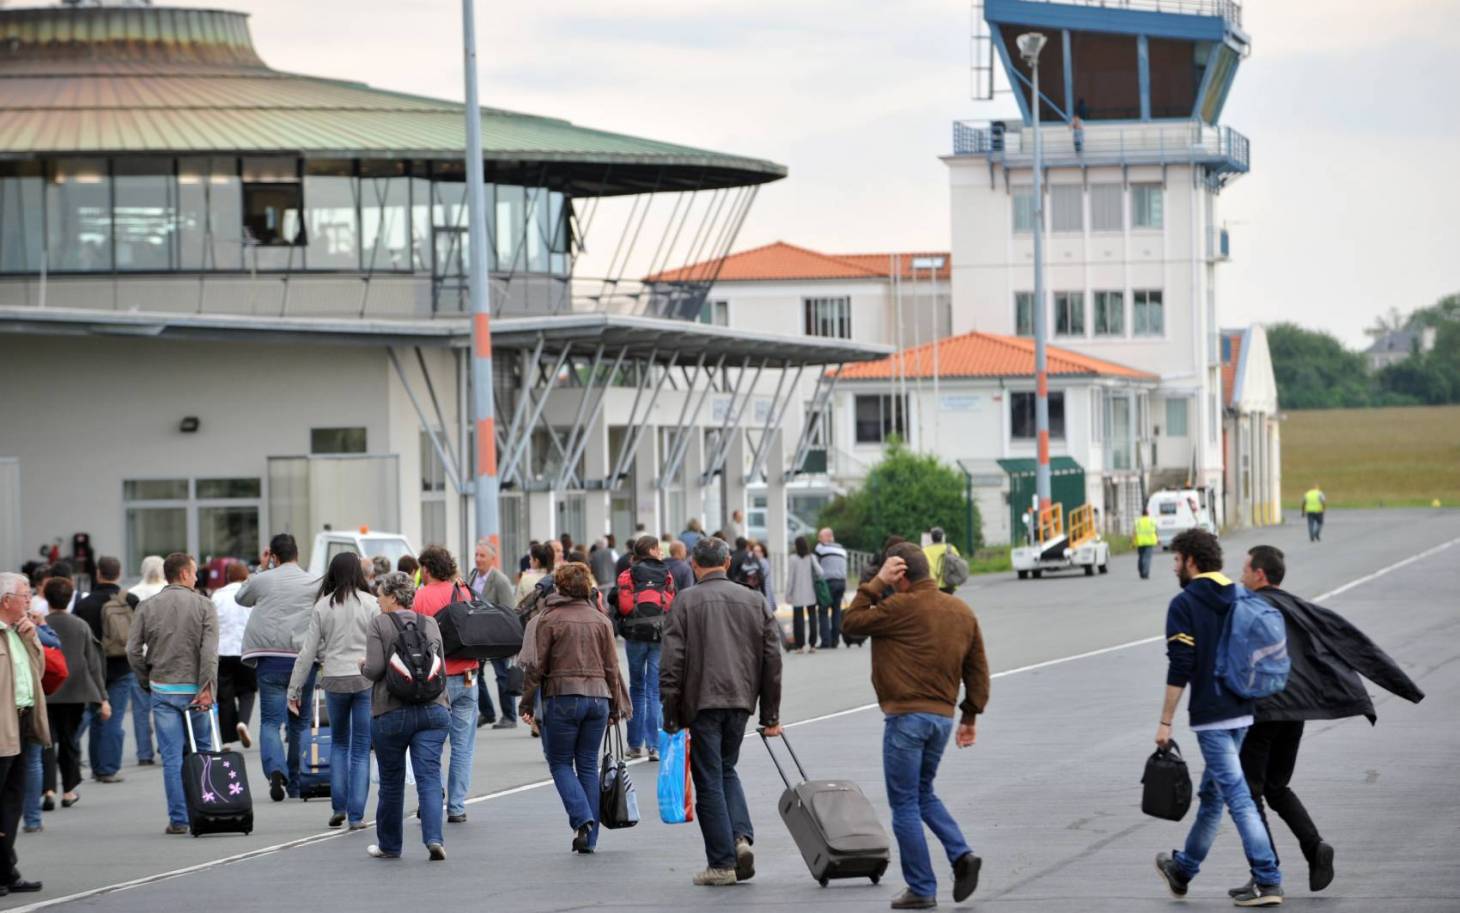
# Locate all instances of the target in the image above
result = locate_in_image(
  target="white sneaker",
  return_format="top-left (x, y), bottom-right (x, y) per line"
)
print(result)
top-left (366, 845), bottom-right (400, 859)
top-left (235, 723), bottom-right (253, 749)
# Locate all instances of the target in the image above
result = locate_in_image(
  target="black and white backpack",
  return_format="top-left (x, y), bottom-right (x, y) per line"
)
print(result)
top-left (384, 613), bottom-right (445, 704)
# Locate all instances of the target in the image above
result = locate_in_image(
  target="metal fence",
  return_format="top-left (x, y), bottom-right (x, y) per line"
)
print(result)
top-left (952, 119), bottom-right (1249, 174)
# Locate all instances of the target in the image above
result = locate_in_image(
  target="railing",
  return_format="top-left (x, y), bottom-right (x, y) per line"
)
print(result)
top-left (952, 118), bottom-right (1250, 174)
top-left (1008, 0), bottom-right (1241, 28)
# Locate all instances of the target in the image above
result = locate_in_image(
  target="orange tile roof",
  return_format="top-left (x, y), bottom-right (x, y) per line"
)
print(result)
top-left (645, 241), bottom-right (951, 283)
top-left (836, 331), bottom-right (1158, 382)
top-left (1220, 329), bottom-right (1244, 406)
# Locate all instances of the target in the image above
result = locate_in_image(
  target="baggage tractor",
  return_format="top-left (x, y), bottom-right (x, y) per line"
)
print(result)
top-left (183, 706), bottom-right (254, 836)
top-left (761, 729), bottom-right (889, 887)
top-left (299, 692), bottom-right (331, 800)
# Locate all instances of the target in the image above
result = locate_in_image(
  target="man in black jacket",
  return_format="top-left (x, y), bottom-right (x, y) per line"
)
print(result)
top-left (1235, 545), bottom-right (1425, 896)
top-left (71, 556), bottom-right (135, 784)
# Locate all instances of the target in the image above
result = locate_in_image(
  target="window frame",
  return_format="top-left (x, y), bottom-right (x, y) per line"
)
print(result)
top-left (1053, 291), bottom-right (1085, 337)
top-left (1093, 290), bottom-right (1125, 337)
top-left (1165, 396), bottom-right (1190, 437)
top-left (803, 296), bottom-right (852, 339)
top-left (853, 393), bottom-right (908, 445)
top-left (1014, 291), bottom-right (1035, 337)
top-left (1011, 187), bottom-right (1036, 234)
top-left (1089, 183), bottom-right (1124, 233)
top-left (1010, 390), bottom-right (1066, 441)
top-left (1132, 289), bottom-right (1165, 337)
top-left (310, 427), bottom-right (368, 454)
top-left (1049, 184), bottom-right (1083, 234)
top-left (1132, 183), bottom-right (1164, 231)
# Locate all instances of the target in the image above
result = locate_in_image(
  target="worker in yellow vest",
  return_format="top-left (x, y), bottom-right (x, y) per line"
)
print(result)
top-left (1133, 508), bottom-right (1159, 579)
top-left (1302, 484), bottom-right (1327, 543)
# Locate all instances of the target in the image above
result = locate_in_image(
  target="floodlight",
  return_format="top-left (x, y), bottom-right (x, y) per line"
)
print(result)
top-left (1016, 32), bottom-right (1047, 65)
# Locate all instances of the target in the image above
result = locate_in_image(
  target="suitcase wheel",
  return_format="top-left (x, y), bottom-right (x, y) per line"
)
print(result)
top-left (818, 878), bottom-right (828, 888)
top-left (870, 874), bottom-right (880, 885)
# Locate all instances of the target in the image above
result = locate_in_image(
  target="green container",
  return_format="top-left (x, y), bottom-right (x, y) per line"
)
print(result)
top-left (998, 457), bottom-right (1086, 543)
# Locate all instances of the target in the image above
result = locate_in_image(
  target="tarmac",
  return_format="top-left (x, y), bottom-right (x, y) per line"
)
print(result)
top-left (8, 508), bottom-right (1459, 912)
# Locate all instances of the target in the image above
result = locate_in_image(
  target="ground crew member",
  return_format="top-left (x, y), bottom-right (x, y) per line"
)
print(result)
top-left (923, 528), bottom-right (960, 594)
top-left (1133, 509), bottom-right (1159, 580)
top-left (1301, 485), bottom-right (1326, 543)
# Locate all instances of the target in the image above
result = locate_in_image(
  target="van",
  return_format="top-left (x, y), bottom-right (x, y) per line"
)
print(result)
top-left (307, 529), bottom-right (415, 578)
top-left (1145, 490), bottom-right (1217, 548)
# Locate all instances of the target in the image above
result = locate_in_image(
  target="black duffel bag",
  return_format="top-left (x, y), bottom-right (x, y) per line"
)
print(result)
top-left (438, 584), bottom-right (524, 661)
top-left (1141, 739), bottom-right (1193, 821)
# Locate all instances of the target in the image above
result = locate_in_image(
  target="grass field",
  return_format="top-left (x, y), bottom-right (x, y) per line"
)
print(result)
top-left (1283, 405), bottom-right (1460, 508)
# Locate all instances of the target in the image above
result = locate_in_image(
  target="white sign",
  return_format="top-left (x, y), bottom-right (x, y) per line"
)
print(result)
top-left (939, 394), bottom-right (983, 412)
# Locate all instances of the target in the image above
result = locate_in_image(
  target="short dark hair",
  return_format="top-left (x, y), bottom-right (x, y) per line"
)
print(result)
top-left (397, 554), bottom-right (419, 575)
top-left (531, 542), bottom-right (556, 572)
top-left (691, 536), bottom-right (730, 570)
top-left (42, 577), bottom-right (74, 610)
top-left (96, 555), bottom-right (122, 582)
top-left (794, 535), bottom-right (810, 558)
top-left (269, 533), bottom-right (299, 563)
top-left (1171, 529), bottom-right (1222, 574)
top-left (163, 552), bottom-right (195, 583)
top-left (417, 545), bottom-right (457, 583)
top-left (887, 542), bottom-right (931, 582)
top-left (632, 535), bottom-right (659, 560)
top-left (930, 527), bottom-right (945, 543)
top-left (1247, 545), bottom-right (1286, 586)
top-left (48, 560), bottom-right (74, 580)
top-left (735, 536), bottom-right (748, 551)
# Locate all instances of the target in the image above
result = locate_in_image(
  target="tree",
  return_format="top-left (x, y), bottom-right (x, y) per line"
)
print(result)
top-left (816, 439), bottom-right (978, 553)
top-left (1266, 322), bottom-right (1376, 409)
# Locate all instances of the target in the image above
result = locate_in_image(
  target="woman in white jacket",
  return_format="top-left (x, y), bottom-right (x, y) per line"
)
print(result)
top-left (287, 552), bottom-right (377, 829)
top-left (784, 535), bottom-right (824, 653)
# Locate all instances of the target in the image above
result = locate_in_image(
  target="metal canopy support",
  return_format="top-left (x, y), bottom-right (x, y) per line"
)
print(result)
top-left (699, 357), bottom-right (761, 486)
top-left (556, 345), bottom-right (627, 490)
top-left (553, 343), bottom-right (606, 488)
top-left (786, 368), bottom-right (840, 479)
top-left (744, 362), bottom-right (804, 484)
top-left (388, 346), bottom-right (465, 495)
top-left (610, 351), bottom-right (676, 485)
top-left (660, 354), bottom-right (725, 490)
top-left (499, 342), bottom-right (574, 485)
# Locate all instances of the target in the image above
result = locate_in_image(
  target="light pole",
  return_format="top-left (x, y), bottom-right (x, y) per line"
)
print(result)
top-left (1017, 31), bottom-right (1050, 512)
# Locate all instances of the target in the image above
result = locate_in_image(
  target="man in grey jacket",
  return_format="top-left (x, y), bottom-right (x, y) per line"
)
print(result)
top-left (237, 534), bottom-right (318, 802)
top-left (126, 553), bottom-right (218, 834)
top-left (660, 537), bottom-right (783, 887)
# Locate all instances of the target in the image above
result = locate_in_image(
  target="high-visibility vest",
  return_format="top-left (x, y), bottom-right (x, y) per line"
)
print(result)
top-left (1303, 489), bottom-right (1324, 514)
top-left (1133, 516), bottom-right (1158, 547)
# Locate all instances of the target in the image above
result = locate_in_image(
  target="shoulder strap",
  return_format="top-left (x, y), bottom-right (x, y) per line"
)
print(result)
top-left (386, 611), bottom-right (407, 634)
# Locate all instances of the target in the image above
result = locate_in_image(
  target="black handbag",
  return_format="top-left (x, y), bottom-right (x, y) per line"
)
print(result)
top-left (1141, 740), bottom-right (1193, 821)
top-left (504, 663), bottom-right (525, 696)
top-left (599, 724), bottom-right (640, 830)
top-left (438, 584), bottom-right (524, 661)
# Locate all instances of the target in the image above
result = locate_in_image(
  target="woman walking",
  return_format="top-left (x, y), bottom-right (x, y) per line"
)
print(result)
top-left (288, 553), bottom-right (376, 829)
top-left (41, 578), bottom-right (108, 808)
top-left (521, 563), bottom-right (629, 854)
top-left (213, 561), bottom-right (256, 749)
top-left (361, 572), bottom-right (450, 861)
top-left (784, 536), bottom-right (824, 653)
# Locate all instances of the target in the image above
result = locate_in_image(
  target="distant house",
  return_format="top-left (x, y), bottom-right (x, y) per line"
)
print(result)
top-left (1220, 326), bottom-right (1282, 528)
top-left (1366, 326), bottom-right (1438, 371)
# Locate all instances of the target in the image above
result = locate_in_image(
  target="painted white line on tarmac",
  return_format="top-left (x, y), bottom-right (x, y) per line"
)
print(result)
top-left (15, 535), bottom-right (1459, 913)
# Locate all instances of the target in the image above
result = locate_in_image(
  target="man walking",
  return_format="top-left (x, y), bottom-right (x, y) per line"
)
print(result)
top-left (412, 546), bottom-right (479, 823)
top-left (922, 528), bottom-right (960, 594)
top-left (238, 534), bottom-right (317, 802)
top-left (1301, 485), bottom-right (1326, 542)
top-left (72, 555), bottom-right (135, 782)
top-left (466, 538), bottom-right (519, 730)
top-left (843, 544), bottom-right (988, 909)
top-left (126, 553), bottom-right (218, 835)
top-left (1153, 529), bottom-right (1283, 907)
top-left (660, 537), bottom-right (782, 887)
top-left (1133, 509), bottom-right (1158, 579)
top-left (813, 527), bottom-right (848, 648)
top-left (1232, 545), bottom-right (1423, 897)
top-left (0, 572), bottom-right (48, 896)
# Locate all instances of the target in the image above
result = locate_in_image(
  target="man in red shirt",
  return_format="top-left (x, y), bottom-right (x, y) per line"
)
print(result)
top-left (411, 546), bottom-right (477, 824)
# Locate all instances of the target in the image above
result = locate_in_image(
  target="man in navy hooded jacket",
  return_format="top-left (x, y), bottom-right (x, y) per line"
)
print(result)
top-left (1153, 529), bottom-right (1284, 908)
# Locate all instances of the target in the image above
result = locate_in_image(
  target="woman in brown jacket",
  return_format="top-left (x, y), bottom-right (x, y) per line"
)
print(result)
top-left (520, 563), bottom-right (629, 854)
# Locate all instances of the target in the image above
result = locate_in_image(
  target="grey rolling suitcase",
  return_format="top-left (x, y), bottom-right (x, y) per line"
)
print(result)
top-left (761, 730), bottom-right (890, 887)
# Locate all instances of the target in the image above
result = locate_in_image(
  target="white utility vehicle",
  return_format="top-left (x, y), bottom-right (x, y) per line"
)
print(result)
top-left (306, 528), bottom-right (415, 578)
top-left (1011, 502), bottom-right (1110, 580)
top-left (1146, 489), bottom-right (1218, 548)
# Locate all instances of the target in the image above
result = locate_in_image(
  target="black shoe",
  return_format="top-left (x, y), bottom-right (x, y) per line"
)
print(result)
top-left (1155, 852), bottom-right (1190, 898)
top-left (40, 794), bottom-right (54, 812)
top-left (328, 813), bottom-right (346, 828)
top-left (1309, 841), bottom-right (1334, 892)
top-left (269, 772), bottom-right (287, 803)
top-left (889, 889), bottom-right (937, 910)
top-left (8, 880), bottom-right (41, 893)
top-left (476, 716), bottom-right (495, 729)
top-left (571, 823), bottom-right (593, 854)
top-left (1229, 879), bottom-right (1255, 899)
top-left (1232, 882), bottom-right (1284, 906)
top-left (138, 758), bottom-right (156, 766)
top-left (447, 813), bottom-right (467, 824)
top-left (61, 793), bottom-right (79, 808)
top-left (953, 852), bottom-right (982, 902)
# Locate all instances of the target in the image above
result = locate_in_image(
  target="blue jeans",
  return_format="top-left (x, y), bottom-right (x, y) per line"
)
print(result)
top-left (822, 579), bottom-right (846, 647)
top-left (884, 713), bottom-right (971, 898)
top-left (543, 695), bottom-right (609, 849)
top-left (1174, 727), bottom-right (1282, 886)
top-left (372, 703), bottom-right (450, 856)
top-left (256, 659), bottom-right (316, 795)
top-left (492, 658), bottom-right (517, 720)
top-left (689, 708), bottom-right (754, 870)
top-left (1138, 546), bottom-right (1154, 579)
top-left (1306, 513), bottom-right (1323, 541)
top-left (22, 742), bottom-right (43, 829)
top-left (94, 673), bottom-right (135, 777)
top-left (325, 689), bottom-right (372, 824)
top-left (444, 674), bottom-right (478, 817)
top-left (624, 641), bottom-right (661, 751)
top-left (151, 693), bottom-right (212, 827)
top-left (131, 677), bottom-right (154, 762)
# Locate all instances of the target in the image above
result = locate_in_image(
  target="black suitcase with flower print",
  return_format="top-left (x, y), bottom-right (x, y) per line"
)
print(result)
top-left (183, 706), bottom-right (254, 836)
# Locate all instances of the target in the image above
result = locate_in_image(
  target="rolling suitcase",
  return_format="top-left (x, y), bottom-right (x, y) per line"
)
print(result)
top-left (761, 729), bottom-right (890, 887)
top-left (299, 692), bottom-right (331, 800)
top-left (183, 706), bottom-right (254, 836)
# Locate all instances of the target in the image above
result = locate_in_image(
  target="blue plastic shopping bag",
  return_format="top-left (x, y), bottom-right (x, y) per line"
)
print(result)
top-left (656, 728), bottom-right (693, 824)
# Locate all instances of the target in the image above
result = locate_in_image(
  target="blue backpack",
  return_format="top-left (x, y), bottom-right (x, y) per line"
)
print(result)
top-left (1215, 586), bottom-right (1291, 699)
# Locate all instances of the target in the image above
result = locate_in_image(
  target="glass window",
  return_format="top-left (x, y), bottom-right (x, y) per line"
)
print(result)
top-left (420, 431), bottom-right (447, 493)
top-left (525, 186), bottom-right (550, 273)
top-left (1014, 291), bottom-right (1035, 337)
top-left (47, 158), bottom-right (112, 271)
top-left (1133, 289), bottom-right (1164, 336)
top-left (1054, 291), bottom-right (1085, 336)
top-left (242, 183), bottom-right (303, 247)
top-left (411, 172), bottom-right (433, 273)
top-left (1165, 397), bottom-right (1189, 437)
top-left (1109, 395), bottom-right (1132, 468)
top-left (124, 479), bottom-right (189, 501)
top-left (126, 507), bottom-right (188, 577)
top-left (196, 478), bottom-right (262, 499)
top-left (1050, 185), bottom-right (1083, 233)
top-left (804, 297), bottom-right (851, 338)
top-left (1010, 391), bottom-right (1065, 440)
top-left (1012, 188), bottom-right (1036, 234)
top-left (548, 191), bottom-right (569, 276)
top-left (311, 427), bottom-right (367, 454)
top-left (1090, 183), bottom-right (1123, 232)
top-left (0, 162), bottom-right (44, 272)
top-left (304, 161), bottom-right (358, 269)
top-left (1094, 290), bottom-right (1124, 336)
top-left (1133, 183), bottom-right (1164, 229)
top-left (113, 160), bottom-right (177, 271)
top-left (198, 505), bottom-right (259, 565)
top-left (360, 162), bottom-right (411, 272)
top-left (495, 184), bottom-right (525, 271)
top-left (698, 299), bottom-right (729, 326)
top-left (179, 157), bottom-right (243, 270)
top-left (432, 176), bottom-right (470, 289)
top-left (854, 394), bottom-right (907, 445)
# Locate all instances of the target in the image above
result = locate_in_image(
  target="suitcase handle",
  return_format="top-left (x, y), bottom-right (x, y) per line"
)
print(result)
top-left (183, 703), bottom-right (222, 754)
top-left (758, 727), bottom-right (808, 788)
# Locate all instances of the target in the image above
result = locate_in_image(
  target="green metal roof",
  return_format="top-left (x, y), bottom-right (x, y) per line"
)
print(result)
top-left (0, 6), bottom-right (786, 196)
top-left (996, 457), bottom-right (1084, 477)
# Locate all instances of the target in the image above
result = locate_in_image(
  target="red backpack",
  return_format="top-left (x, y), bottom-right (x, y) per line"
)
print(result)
top-left (616, 560), bottom-right (675, 643)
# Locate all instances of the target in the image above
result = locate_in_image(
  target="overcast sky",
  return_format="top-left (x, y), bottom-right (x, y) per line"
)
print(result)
top-left (243, 0), bottom-right (1459, 348)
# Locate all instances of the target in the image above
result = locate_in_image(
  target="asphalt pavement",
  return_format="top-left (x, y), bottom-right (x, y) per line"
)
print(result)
top-left (8, 508), bottom-right (1459, 912)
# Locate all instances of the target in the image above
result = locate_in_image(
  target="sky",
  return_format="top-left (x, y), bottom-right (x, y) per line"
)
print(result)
top-left (240, 0), bottom-right (1460, 349)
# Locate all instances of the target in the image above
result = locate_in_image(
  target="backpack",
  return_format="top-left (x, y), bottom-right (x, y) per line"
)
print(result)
top-left (617, 562), bottom-right (674, 643)
top-left (730, 555), bottom-right (764, 593)
top-left (515, 575), bottom-right (556, 624)
top-left (101, 592), bottom-right (135, 658)
top-left (1215, 586), bottom-right (1291, 699)
top-left (938, 548), bottom-right (971, 589)
top-left (384, 613), bottom-right (446, 704)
